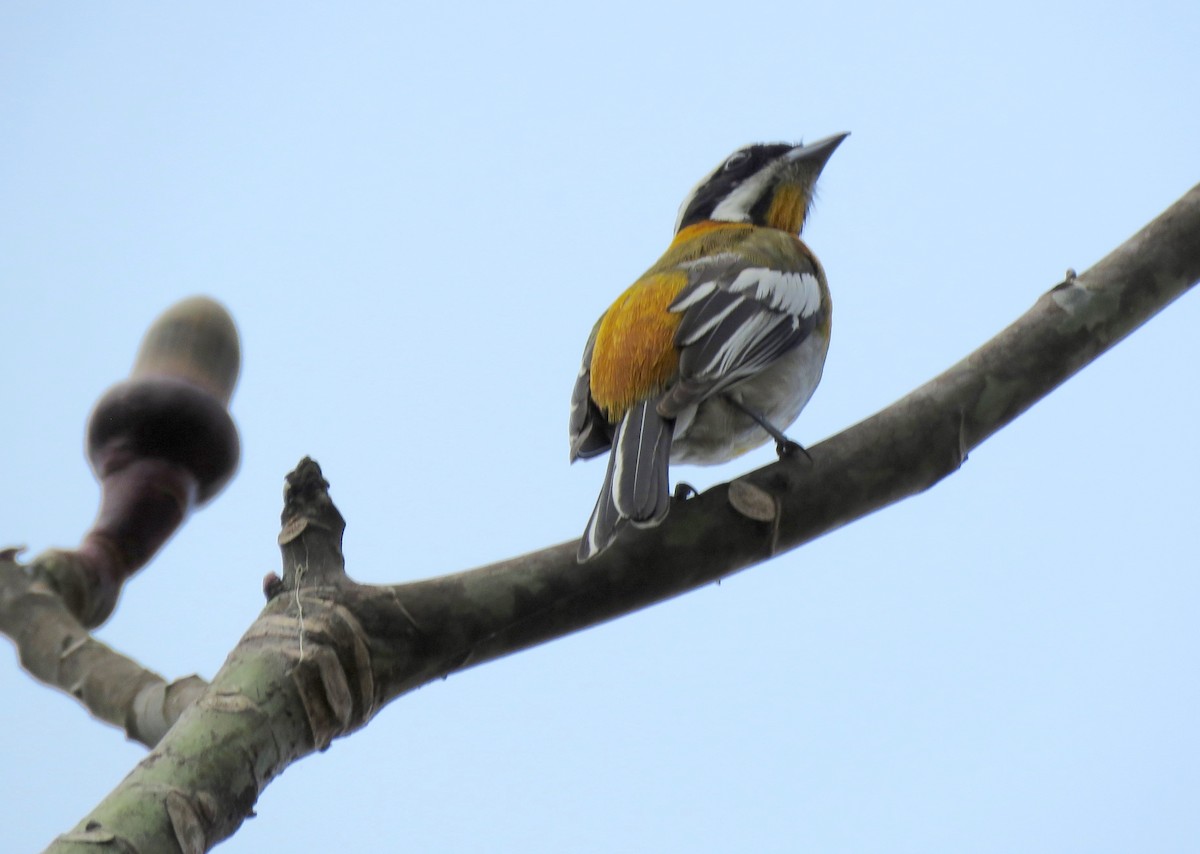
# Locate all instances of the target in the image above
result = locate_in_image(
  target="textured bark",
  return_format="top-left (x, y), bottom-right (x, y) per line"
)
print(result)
top-left (0, 549), bottom-right (207, 747)
top-left (378, 181), bottom-right (1200, 683)
top-left (22, 182), bottom-right (1200, 851)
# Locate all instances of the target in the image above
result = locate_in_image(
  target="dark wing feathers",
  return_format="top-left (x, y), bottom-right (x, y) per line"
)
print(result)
top-left (681, 296), bottom-right (782, 378)
top-left (662, 256), bottom-right (821, 414)
top-left (569, 320), bottom-right (613, 461)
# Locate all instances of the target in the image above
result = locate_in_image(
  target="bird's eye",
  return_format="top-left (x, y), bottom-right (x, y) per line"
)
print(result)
top-left (723, 150), bottom-right (751, 171)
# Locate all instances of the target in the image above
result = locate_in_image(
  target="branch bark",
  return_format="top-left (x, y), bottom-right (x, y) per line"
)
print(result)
top-left (382, 181), bottom-right (1200, 684)
top-left (32, 182), bottom-right (1200, 851)
top-left (0, 549), bottom-right (208, 746)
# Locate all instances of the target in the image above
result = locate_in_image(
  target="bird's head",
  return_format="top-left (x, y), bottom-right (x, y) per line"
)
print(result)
top-left (674, 132), bottom-right (848, 236)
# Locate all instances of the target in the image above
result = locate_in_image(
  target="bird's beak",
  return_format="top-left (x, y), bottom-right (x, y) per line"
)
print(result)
top-left (763, 132), bottom-right (849, 234)
top-left (786, 132), bottom-right (850, 167)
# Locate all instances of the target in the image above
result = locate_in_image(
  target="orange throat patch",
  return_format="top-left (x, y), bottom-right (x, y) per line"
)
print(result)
top-left (764, 184), bottom-right (807, 234)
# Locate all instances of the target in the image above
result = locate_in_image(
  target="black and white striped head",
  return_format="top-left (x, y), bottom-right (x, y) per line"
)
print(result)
top-left (674, 133), bottom-right (848, 236)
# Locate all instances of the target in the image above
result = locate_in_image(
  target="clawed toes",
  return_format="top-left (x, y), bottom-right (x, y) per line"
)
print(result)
top-left (673, 482), bottom-right (698, 500)
top-left (777, 440), bottom-right (813, 464)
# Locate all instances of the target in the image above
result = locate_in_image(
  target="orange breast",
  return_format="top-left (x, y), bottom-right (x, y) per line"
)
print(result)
top-left (589, 270), bottom-right (688, 420)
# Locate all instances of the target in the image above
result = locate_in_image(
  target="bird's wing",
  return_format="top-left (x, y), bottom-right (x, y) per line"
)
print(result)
top-left (658, 253), bottom-right (825, 417)
top-left (569, 318), bottom-right (614, 461)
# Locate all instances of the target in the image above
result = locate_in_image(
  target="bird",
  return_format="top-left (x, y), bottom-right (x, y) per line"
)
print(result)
top-left (569, 132), bottom-right (847, 561)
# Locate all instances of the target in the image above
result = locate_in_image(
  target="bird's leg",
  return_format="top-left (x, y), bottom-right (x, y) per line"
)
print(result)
top-left (726, 397), bottom-right (813, 463)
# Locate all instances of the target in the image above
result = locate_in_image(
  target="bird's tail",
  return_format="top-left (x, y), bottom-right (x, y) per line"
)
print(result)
top-left (578, 400), bottom-right (674, 561)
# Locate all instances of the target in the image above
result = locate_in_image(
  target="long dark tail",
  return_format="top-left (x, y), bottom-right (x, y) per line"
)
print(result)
top-left (578, 400), bottom-right (674, 561)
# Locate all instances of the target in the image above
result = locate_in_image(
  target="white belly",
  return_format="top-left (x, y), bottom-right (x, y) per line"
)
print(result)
top-left (669, 333), bottom-right (828, 465)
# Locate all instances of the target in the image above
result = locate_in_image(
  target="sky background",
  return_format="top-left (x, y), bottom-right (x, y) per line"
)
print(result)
top-left (2, 2), bottom-right (1198, 852)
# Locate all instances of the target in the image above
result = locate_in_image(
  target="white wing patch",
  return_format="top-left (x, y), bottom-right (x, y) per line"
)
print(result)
top-left (675, 298), bottom-right (741, 345)
top-left (728, 268), bottom-right (822, 318)
top-left (680, 252), bottom-right (742, 273)
top-left (706, 311), bottom-right (778, 377)
top-left (668, 280), bottom-right (717, 312)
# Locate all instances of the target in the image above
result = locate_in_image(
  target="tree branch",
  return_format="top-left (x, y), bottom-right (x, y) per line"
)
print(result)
top-left (0, 299), bottom-right (238, 746)
top-left (381, 181), bottom-right (1200, 684)
top-left (43, 183), bottom-right (1200, 850)
top-left (0, 548), bottom-right (208, 746)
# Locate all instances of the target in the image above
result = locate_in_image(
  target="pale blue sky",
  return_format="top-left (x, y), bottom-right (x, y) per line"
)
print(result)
top-left (3, 3), bottom-right (1198, 851)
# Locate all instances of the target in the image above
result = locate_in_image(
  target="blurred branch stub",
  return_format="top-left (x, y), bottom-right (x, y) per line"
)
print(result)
top-left (42, 297), bottom-right (242, 627)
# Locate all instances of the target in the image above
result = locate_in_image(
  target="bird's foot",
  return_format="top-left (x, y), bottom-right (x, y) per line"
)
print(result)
top-left (724, 395), bottom-right (812, 465)
top-left (776, 439), bottom-right (813, 464)
top-left (673, 481), bottom-right (698, 500)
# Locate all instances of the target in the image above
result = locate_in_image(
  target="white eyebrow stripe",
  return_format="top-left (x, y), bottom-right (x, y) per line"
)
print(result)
top-left (708, 163), bottom-right (779, 223)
